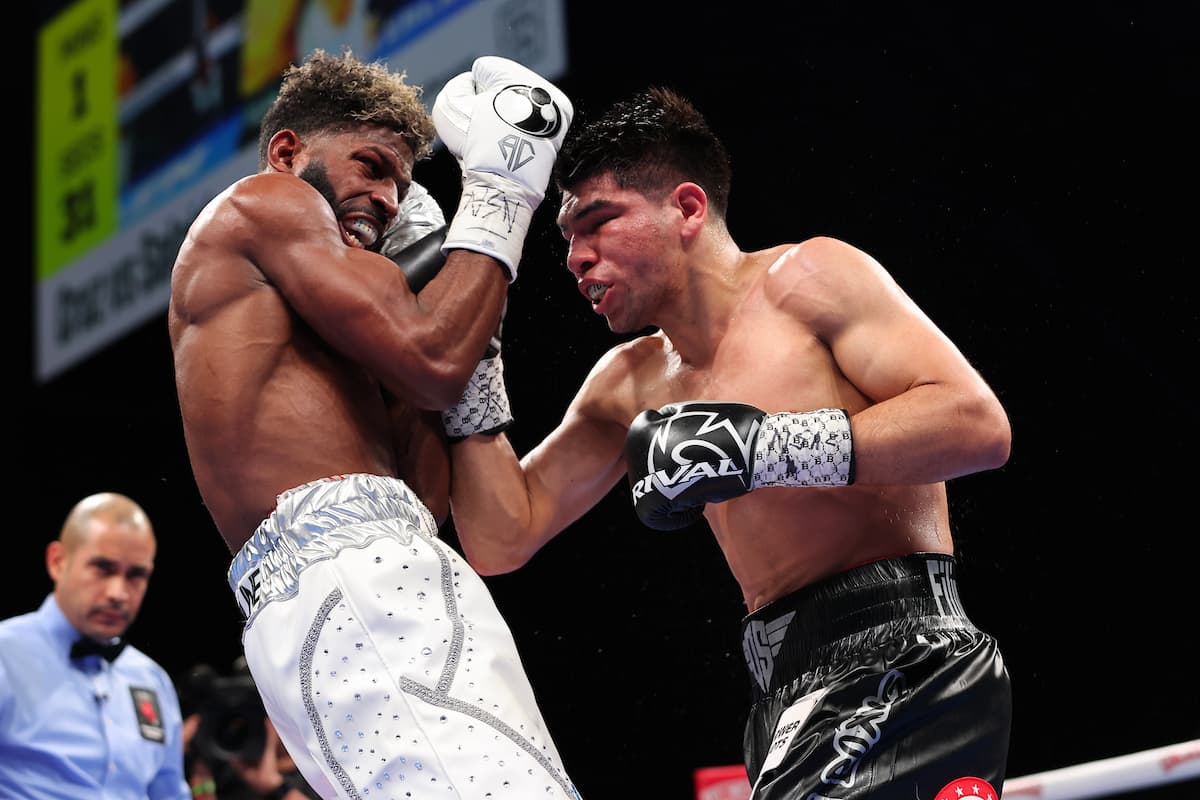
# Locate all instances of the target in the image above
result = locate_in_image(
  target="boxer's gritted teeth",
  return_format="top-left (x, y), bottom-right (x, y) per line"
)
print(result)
top-left (346, 218), bottom-right (380, 248)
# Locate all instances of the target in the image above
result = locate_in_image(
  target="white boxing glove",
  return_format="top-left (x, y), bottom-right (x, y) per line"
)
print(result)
top-left (378, 180), bottom-right (446, 256)
top-left (432, 56), bottom-right (573, 280)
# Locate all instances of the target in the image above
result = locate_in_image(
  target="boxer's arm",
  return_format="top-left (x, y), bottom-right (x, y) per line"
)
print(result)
top-left (230, 172), bottom-right (507, 409)
top-left (624, 401), bottom-right (855, 530)
top-left (449, 355), bottom-right (632, 575)
top-left (770, 236), bottom-right (1011, 484)
top-left (229, 57), bottom-right (572, 409)
top-left (380, 195), bottom-right (513, 445)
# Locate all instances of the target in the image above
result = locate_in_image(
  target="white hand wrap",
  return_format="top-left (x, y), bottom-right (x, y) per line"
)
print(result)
top-left (445, 172), bottom-right (534, 280)
top-left (441, 355), bottom-right (513, 441)
top-left (752, 409), bottom-right (856, 487)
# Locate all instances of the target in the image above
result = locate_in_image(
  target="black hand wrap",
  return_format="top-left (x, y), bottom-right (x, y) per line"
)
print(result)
top-left (624, 402), bottom-right (764, 530)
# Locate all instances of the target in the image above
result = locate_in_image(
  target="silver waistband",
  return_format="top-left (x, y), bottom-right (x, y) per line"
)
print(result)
top-left (227, 474), bottom-right (437, 621)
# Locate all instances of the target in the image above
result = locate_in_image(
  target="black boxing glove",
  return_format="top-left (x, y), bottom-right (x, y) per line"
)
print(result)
top-left (625, 402), bottom-right (855, 531)
top-left (384, 225), bottom-right (448, 292)
top-left (625, 402), bottom-right (762, 530)
top-left (378, 180), bottom-right (448, 291)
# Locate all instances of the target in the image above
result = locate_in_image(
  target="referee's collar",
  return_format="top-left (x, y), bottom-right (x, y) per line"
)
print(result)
top-left (37, 593), bottom-right (93, 662)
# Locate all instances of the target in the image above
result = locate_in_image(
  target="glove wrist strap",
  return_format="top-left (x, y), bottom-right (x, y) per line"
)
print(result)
top-left (442, 355), bottom-right (513, 442)
top-left (442, 172), bottom-right (535, 281)
top-left (752, 409), bottom-right (856, 487)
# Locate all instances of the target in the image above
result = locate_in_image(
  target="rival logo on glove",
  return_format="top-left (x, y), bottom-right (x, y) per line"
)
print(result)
top-left (628, 409), bottom-right (757, 502)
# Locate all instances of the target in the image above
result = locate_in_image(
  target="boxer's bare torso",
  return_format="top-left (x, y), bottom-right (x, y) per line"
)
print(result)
top-left (448, 173), bottom-right (1008, 613)
top-left (169, 169), bottom-right (449, 555)
top-left (565, 243), bottom-right (953, 612)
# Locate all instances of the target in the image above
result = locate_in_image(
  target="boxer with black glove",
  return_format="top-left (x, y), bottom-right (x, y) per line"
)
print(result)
top-left (625, 402), bottom-right (855, 530)
top-left (438, 85), bottom-right (1013, 800)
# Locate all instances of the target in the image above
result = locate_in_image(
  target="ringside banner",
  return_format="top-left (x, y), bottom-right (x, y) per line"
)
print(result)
top-left (35, 0), bottom-right (567, 382)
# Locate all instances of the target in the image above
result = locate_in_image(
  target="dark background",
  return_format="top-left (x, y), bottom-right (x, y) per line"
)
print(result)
top-left (21, 3), bottom-right (1198, 799)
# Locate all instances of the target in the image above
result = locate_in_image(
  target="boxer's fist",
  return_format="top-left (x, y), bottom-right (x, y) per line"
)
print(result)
top-left (625, 402), bottom-right (764, 530)
top-left (432, 56), bottom-right (573, 280)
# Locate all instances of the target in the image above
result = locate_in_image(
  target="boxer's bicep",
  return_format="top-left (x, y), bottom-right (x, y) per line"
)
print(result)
top-left (770, 236), bottom-right (961, 404)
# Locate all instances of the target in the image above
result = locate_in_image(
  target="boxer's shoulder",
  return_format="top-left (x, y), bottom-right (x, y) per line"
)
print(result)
top-left (594, 332), bottom-right (669, 380)
top-left (762, 237), bottom-right (852, 279)
top-left (208, 173), bottom-right (330, 230)
top-left (762, 236), bottom-right (889, 319)
top-left (568, 333), bottom-right (666, 425)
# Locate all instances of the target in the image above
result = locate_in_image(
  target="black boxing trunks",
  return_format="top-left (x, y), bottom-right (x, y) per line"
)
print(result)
top-left (741, 553), bottom-right (1010, 800)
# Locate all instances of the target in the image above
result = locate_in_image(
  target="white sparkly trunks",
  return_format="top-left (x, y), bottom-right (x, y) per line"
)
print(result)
top-left (228, 474), bottom-right (580, 800)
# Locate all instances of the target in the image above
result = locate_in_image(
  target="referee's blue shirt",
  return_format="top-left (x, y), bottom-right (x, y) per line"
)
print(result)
top-left (0, 594), bottom-right (189, 799)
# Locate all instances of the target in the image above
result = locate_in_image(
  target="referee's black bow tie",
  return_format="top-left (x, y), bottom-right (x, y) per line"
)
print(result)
top-left (70, 637), bottom-right (126, 662)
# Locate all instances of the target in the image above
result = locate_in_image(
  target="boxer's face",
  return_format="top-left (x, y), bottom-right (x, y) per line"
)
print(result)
top-left (48, 518), bottom-right (156, 642)
top-left (289, 127), bottom-right (415, 252)
top-left (558, 173), bottom-right (681, 333)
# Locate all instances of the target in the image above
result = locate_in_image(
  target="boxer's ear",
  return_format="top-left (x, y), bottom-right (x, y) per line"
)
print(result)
top-left (266, 129), bottom-right (303, 173)
top-left (673, 182), bottom-right (708, 238)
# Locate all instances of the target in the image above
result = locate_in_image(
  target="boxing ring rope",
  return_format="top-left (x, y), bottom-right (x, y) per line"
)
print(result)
top-left (693, 739), bottom-right (1200, 800)
top-left (1001, 738), bottom-right (1200, 799)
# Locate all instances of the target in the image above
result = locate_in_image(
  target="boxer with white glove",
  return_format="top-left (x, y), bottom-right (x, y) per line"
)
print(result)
top-left (430, 56), bottom-right (572, 439)
top-left (625, 402), bottom-right (856, 530)
top-left (378, 184), bottom-right (509, 440)
top-left (432, 55), bottom-right (573, 280)
top-left (373, 170), bottom-right (512, 443)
